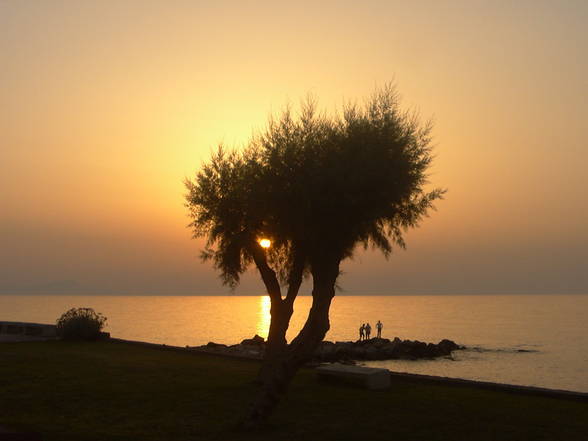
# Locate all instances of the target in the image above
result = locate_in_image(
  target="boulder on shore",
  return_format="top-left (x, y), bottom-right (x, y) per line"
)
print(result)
top-left (240, 334), bottom-right (265, 346)
top-left (190, 335), bottom-right (464, 362)
top-left (313, 337), bottom-right (463, 362)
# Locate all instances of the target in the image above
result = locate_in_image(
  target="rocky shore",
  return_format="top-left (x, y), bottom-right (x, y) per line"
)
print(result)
top-left (189, 335), bottom-right (464, 362)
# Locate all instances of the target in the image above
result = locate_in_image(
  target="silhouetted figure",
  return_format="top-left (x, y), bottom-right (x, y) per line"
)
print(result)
top-left (359, 323), bottom-right (365, 341)
top-left (365, 322), bottom-right (372, 339)
top-left (376, 320), bottom-right (383, 338)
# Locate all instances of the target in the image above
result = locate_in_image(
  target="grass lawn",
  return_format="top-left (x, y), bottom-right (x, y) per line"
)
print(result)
top-left (1, 340), bottom-right (587, 441)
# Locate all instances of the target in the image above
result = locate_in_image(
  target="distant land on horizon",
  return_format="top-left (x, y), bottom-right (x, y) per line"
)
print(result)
top-left (1, 283), bottom-right (586, 297)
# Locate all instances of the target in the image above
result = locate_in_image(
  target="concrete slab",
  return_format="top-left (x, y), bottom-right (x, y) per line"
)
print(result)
top-left (316, 363), bottom-right (391, 390)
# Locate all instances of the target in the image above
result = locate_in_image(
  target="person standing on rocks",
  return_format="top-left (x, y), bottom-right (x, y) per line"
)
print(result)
top-left (365, 322), bottom-right (372, 339)
top-left (359, 323), bottom-right (365, 341)
top-left (376, 320), bottom-right (383, 338)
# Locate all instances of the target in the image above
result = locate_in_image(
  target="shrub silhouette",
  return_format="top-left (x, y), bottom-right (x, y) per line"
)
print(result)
top-left (56, 307), bottom-right (107, 341)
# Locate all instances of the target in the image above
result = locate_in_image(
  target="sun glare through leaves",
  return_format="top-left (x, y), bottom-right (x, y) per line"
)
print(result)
top-left (258, 238), bottom-right (271, 249)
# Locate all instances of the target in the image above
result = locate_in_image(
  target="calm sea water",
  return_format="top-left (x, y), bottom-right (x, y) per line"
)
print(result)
top-left (1, 295), bottom-right (587, 393)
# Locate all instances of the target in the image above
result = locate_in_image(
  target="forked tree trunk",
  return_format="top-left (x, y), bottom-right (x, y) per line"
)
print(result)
top-left (244, 260), bottom-right (340, 429)
top-left (256, 299), bottom-right (294, 383)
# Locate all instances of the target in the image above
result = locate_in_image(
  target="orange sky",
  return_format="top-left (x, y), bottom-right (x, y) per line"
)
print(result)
top-left (1, 0), bottom-right (587, 295)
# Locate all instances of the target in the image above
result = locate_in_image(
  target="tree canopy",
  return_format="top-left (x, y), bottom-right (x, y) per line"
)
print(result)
top-left (186, 85), bottom-right (444, 291)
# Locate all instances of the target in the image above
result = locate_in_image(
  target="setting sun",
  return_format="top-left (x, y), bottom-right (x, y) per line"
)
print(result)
top-left (259, 239), bottom-right (271, 249)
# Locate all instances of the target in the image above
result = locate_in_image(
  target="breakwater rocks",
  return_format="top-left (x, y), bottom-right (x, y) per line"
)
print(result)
top-left (314, 337), bottom-right (463, 362)
top-left (189, 335), bottom-right (464, 362)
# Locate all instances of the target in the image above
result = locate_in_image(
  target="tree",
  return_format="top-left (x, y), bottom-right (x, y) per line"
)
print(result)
top-left (185, 84), bottom-right (445, 427)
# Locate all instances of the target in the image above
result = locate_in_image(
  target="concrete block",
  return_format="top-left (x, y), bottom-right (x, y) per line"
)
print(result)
top-left (316, 363), bottom-right (391, 390)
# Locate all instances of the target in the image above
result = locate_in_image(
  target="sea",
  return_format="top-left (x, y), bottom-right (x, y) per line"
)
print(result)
top-left (1, 294), bottom-right (587, 393)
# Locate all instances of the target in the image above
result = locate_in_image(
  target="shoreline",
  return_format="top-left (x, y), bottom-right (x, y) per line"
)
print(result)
top-left (3, 319), bottom-right (585, 400)
top-left (108, 337), bottom-right (588, 401)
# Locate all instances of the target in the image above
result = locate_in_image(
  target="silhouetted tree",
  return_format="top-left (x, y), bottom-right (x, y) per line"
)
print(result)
top-left (185, 84), bottom-right (445, 427)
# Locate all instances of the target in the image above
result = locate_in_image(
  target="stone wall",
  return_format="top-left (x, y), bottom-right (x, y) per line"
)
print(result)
top-left (0, 321), bottom-right (57, 342)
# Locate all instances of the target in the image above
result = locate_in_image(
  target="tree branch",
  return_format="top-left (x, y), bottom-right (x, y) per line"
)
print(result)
top-left (284, 251), bottom-right (305, 305)
top-left (249, 240), bottom-right (282, 303)
top-left (288, 258), bottom-right (340, 352)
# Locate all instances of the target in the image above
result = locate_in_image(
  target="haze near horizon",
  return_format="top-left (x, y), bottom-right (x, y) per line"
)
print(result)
top-left (1, 0), bottom-right (587, 295)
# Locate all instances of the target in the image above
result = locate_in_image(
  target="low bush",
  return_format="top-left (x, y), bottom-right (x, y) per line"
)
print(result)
top-left (56, 307), bottom-right (107, 341)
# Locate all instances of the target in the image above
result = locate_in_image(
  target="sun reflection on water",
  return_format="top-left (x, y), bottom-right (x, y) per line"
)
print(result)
top-left (256, 295), bottom-right (271, 339)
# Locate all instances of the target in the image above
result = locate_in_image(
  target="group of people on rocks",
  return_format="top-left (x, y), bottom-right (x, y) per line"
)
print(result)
top-left (358, 320), bottom-right (383, 341)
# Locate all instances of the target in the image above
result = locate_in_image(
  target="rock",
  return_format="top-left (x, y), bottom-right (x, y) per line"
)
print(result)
top-left (206, 342), bottom-right (227, 348)
top-left (316, 342), bottom-right (338, 361)
top-left (364, 346), bottom-right (380, 360)
top-left (381, 345), bottom-right (399, 358)
top-left (351, 346), bottom-right (367, 359)
top-left (372, 338), bottom-right (390, 348)
top-left (333, 342), bottom-right (354, 362)
top-left (407, 341), bottom-right (428, 358)
top-left (191, 335), bottom-right (463, 363)
top-left (437, 339), bottom-right (462, 354)
top-left (240, 334), bottom-right (265, 346)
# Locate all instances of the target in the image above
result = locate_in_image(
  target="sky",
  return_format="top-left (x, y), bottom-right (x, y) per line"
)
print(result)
top-left (1, 0), bottom-right (587, 295)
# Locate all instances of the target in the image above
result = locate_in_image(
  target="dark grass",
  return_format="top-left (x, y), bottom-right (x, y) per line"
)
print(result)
top-left (1, 341), bottom-right (587, 441)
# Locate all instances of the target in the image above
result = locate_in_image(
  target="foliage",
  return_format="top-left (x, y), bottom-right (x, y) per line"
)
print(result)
top-left (56, 307), bottom-right (107, 341)
top-left (185, 84), bottom-right (445, 288)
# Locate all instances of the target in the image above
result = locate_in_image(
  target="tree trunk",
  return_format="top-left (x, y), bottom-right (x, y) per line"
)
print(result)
top-left (255, 251), bottom-right (304, 384)
top-left (256, 299), bottom-right (294, 383)
top-left (244, 259), bottom-right (340, 429)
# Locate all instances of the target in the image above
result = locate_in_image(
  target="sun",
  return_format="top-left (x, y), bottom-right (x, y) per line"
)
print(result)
top-left (258, 238), bottom-right (271, 249)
